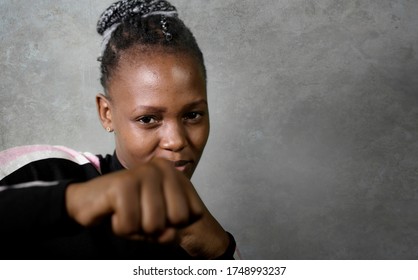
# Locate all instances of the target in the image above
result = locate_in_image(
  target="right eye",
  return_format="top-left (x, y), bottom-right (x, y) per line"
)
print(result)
top-left (137, 116), bottom-right (158, 125)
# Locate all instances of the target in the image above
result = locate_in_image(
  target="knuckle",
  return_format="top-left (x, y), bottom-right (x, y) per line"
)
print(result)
top-left (142, 221), bottom-right (165, 235)
top-left (112, 216), bottom-right (138, 237)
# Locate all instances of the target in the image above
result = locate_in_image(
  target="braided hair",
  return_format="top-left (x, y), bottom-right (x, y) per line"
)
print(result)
top-left (97, 0), bottom-right (206, 93)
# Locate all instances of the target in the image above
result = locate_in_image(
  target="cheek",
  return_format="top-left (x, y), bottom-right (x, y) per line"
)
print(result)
top-left (117, 123), bottom-right (160, 164)
top-left (189, 123), bottom-right (210, 151)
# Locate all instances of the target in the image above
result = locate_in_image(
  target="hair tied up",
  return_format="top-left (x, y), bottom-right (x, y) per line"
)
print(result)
top-left (97, 0), bottom-right (206, 92)
top-left (97, 0), bottom-right (177, 53)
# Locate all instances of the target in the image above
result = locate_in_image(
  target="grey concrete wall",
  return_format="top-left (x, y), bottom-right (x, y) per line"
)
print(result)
top-left (1, 0), bottom-right (418, 259)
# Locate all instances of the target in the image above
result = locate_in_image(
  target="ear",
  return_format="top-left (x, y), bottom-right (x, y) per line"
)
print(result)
top-left (96, 94), bottom-right (113, 132)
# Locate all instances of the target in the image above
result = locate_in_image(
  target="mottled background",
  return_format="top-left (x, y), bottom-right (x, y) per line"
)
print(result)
top-left (1, 0), bottom-right (418, 259)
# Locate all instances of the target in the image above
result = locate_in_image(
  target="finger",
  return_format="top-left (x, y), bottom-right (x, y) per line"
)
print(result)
top-left (140, 168), bottom-right (167, 235)
top-left (183, 179), bottom-right (205, 220)
top-left (124, 227), bottom-right (177, 244)
top-left (158, 161), bottom-right (191, 227)
top-left (66, 180), bottom-right (116, 227)
top-left (110, 181), bottom-right (142, 237)
top-left (157, 228), bottom-right (178, 244)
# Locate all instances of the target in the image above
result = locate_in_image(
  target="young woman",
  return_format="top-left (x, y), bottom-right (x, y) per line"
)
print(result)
top-left (0, 0), bottom-right (237, 259)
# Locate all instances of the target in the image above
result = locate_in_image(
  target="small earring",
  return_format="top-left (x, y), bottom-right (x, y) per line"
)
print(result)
top-left (106, 127), bottom-right (112, 133)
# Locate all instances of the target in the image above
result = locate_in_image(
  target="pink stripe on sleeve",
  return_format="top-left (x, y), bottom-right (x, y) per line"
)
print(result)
top-left (0, 145), bottom-right (102, 180)
top-left (0, 145), bottom-right (54, 166)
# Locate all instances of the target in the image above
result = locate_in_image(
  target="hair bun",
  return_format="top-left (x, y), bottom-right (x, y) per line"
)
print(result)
top-left (97, 0), bottom-right (177, 36)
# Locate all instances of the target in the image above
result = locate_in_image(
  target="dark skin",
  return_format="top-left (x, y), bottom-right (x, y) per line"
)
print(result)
top-left (65, 49), bottom-right (229, 258)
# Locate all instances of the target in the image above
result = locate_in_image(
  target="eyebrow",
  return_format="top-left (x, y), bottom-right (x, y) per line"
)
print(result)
top-left (183, 99), bottom-right (208, 110)
top-left (134, 105), bottom-right (167, 114)
top-left (132, 99), bottom-right (208, 115)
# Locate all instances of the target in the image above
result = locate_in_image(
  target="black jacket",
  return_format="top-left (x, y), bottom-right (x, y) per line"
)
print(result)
top-left (0, 145), bottom-right (236, 260)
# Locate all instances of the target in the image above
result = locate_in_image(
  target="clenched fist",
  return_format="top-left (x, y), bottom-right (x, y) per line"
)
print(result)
top-left (65, 158), bottom-right (229, 258)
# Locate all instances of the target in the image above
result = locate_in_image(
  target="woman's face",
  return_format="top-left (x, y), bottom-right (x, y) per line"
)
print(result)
top-left (97, 51), bottom-right (209, 179)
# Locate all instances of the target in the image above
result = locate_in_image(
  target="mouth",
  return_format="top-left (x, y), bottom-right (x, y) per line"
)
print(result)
top-left (173, 160), bottom-right (193, 173)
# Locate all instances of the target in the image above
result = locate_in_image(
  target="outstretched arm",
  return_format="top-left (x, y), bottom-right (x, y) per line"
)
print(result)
top-left (66, 158), bottom-right (231, 259)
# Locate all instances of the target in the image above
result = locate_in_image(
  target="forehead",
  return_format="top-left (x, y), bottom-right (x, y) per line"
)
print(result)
top-left (107, 50), bottom-right (207, 108)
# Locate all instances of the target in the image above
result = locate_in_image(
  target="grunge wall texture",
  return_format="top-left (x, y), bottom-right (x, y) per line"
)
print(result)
top-left (1, 0), bottom-right (418, 259)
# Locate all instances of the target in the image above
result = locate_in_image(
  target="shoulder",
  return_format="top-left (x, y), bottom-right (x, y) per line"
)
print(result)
top-left (0, 145), bottom-right (102, 182)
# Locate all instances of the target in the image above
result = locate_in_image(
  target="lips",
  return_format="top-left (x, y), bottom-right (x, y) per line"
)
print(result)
top-left (173, 160), bottom-right (193, 173)
top-left (174, 160), bottom-right (192, 167)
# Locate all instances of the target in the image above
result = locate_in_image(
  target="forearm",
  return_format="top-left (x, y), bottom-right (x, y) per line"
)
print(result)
top-left (0, 181), bottom-right (80, 237)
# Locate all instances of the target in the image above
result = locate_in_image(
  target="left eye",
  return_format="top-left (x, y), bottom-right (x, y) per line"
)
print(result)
top-left (138, 116), bottom-right (158, 124)
top-left (184, 112), bottom-right (202, 120)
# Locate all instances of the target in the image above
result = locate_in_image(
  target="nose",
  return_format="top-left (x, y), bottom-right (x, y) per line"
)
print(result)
top-left (159, 121), bottom-right (188, 152)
